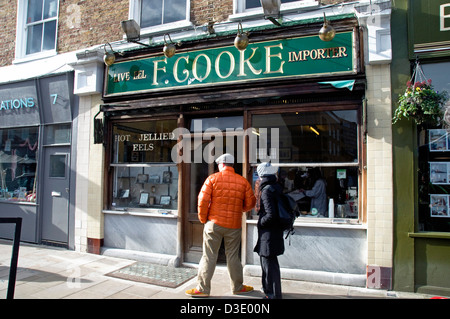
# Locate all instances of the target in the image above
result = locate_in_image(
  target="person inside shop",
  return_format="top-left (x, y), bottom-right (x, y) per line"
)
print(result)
top-left (254, 162), bottom-right (285, 299)
top-left (300, 167), bottom-right (328, 216)
top-left (185, 153), bottom-right (256, 298)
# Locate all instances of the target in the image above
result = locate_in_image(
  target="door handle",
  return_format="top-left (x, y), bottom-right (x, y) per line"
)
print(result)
top-left (51, 191), bottom-right (61, 197)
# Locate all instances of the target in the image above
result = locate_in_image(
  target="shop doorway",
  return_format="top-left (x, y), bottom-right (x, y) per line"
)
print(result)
top-left (183, 116), bottom-right (245, 263)
top-left (41, 146), bottom-right (71, 246)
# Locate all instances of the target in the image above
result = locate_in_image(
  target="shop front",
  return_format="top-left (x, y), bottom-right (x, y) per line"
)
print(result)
top-left (0, 73), bottom-right (78, 249)
top-left (99, 17), bottom-right (373, 285)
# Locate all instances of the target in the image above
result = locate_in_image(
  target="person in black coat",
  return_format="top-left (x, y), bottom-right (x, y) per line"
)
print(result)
top-left (254, 162), bottom-right (284, 299)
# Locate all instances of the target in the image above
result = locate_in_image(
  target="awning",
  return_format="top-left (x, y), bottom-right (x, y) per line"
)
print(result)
top-left (318, 80), bottom-right (355, 91)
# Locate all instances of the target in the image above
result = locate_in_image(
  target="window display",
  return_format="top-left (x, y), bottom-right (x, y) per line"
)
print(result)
top-left (112, 164), bottom-right (178, 209)
top-left (419, 128), bottom-right (450, 231)
top-left (252, 110), bottom-right (360, 219)
top-left (0, 127), bottom-right (39, 202)
top-left (110, 120), bottom-right (178, 211)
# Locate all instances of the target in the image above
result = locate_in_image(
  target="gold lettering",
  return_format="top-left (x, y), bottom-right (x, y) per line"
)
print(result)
top-left (174, 56), bottom-right (190, 83)
top-left (133, 70), bottom-right (147, 80)
top-left (264, 44), bottom-right (284, 74)
top-left (152, 58), bottom-right (167, 85)
top-left (192, 53), bottom-right (211, 82)
top-left (238, 48), bottom-right (262, 77)
top-left (215, 51), bottom-right (235, 79)
top-left (338, 46), bottom-right (347, 57)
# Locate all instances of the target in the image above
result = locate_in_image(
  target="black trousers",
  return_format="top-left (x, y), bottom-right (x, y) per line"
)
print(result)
top-left (260, 255), bottom-right (282, 299)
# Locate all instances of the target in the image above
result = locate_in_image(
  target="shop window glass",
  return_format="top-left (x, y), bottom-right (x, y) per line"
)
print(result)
top-left (110, 120), bottom-right (178, 210)
top-left (49, 154), bottom-right (66, 178)
top-left (44, 124), bottom-right (71, 145)
top-left (418, 128), bottom-right (450, 232)
top-left (251, 111), bottom-right (359, 219)
top-left (0, 127), bottom-right (39, 202)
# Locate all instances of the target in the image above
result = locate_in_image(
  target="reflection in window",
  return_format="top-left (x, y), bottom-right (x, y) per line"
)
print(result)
top-left (252, 111), bottom-right (359, 219)
top-left (110, 119), bottom-right (179, 211)
top-left (25, 0), bottom-right (58, 55)
top-left (140, 0), bottom-right (187, 28)
top-left (252, 111), bottom-right (358, 163)
top-left (0, 127), bottom-right (38, 202)
top-left (49, 155), bottom-right (66, 178)
top-left (112, 120), bottom-right (178, 164)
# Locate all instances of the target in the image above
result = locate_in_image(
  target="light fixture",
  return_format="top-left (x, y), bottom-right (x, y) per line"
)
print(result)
top-left (121, 19), bottom-right (151, 47)
top-left (234, 22), bottom-right (249, 51)
top-left (310, 126), bottom-right (320, 136)
top-left (163, 33), bottom-right (177, 58)
top-left (260, 0), bottom-right (281, 26)
top-left (319, 13), bottom-right (336, 41)
top-left (103, 43), bottom-right (116, 66)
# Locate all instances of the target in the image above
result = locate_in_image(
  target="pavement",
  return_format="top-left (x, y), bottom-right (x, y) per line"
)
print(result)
top-left (0, 240), bottom-right (439, 300)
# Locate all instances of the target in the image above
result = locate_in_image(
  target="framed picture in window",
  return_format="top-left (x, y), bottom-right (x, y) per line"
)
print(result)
top-left (160, 195), bottom-right (171, 206)
top-left (139, 192), bottom-right (149, 205)
top-left (430, 195), bottom-right (450, 218)
top-left (136, 174), bottom-right (148, 184)
top-left (429, 129), bottom-right (448, 151)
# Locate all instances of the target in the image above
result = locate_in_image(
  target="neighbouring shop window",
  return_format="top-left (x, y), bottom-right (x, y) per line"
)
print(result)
top-left (418, 127), bottom-right (450, 232)
top-left (251, 110), bottom-right (360, 219)
top-left (417, 63), bottom-right (450, 232)
top-left (0, 127), bottom-right (38, 202)
top-left (110, 120), bottom-right (178, 210)
top-left (140, 0), bottom-right (188, 28)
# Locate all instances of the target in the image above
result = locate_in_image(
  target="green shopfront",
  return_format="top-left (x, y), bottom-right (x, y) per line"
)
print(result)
top-left (99, 16), bottom-right (374, 287)
top-left (392, 0), bottom-right (450, 296)
top-left (0, 73), bottom-right (78, 249)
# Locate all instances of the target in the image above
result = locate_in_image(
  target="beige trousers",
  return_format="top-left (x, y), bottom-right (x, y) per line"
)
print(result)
top-left (196, 221), bottom-right (243, 294)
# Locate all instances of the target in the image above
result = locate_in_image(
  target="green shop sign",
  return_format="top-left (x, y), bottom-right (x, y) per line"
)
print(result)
top-left (105, 31), bottom-right (355, 97)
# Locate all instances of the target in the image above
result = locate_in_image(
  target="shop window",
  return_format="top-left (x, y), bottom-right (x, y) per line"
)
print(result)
top-left (15, 0), bottom-right (59, 61)
top-left (44, 124), bottom-right (71, 145)
top-left (0, 127), bottom-right (39, 202)
top-left (110, 120), bottom-right (178, 210)
top-left (49, 154), bottom-right (66, 178)
top-left (251, 110), bottom-right (360, 220)
top-left (418, 128), bottom-right (450, 232)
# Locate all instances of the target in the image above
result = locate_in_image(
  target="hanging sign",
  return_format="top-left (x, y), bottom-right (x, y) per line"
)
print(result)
top-left (104, 31), bottom-right (355, 97)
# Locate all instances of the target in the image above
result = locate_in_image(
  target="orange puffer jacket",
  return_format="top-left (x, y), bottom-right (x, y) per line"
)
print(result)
top-left (198, 166), bottom-right (256, 229)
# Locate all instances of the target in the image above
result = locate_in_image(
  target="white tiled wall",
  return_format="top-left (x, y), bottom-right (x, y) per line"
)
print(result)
top-left (365, 64), bottom-right (394, 268)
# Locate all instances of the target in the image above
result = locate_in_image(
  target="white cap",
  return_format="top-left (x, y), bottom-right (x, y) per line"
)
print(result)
top-left (256, 162), bottom-right (278, 177)
top-left (215, 153), bottom-right (234, 164)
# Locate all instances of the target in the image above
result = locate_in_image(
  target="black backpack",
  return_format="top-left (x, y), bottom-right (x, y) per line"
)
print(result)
top-left (263, 185), bottom-right (300, 240)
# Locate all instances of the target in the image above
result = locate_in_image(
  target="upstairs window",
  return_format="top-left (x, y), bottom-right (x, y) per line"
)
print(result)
top-left (141, 0), bottom-right (187, 28)
top-left (234, 0), bottom-right (319, 16)
top-left (15, 0), bottom-right (59, 61)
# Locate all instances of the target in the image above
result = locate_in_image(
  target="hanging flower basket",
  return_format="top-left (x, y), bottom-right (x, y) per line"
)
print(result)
top-left (393, 61), bottom-right (448, 126)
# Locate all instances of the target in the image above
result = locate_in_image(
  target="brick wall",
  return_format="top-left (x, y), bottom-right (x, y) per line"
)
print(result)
top-left (57, 0), bottom-right (128, 54)
top-left (0, 1), bottom-right (18, 66)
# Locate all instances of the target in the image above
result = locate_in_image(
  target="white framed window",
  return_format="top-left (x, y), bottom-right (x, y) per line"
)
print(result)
top-left (129, 0), bottom-right (191, 35)
top-left (232, 0), bottom-right (319, 20)
top-left (15, 0), bottom-right (59, 63)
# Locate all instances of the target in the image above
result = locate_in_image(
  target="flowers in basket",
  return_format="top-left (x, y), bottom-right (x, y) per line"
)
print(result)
top-left (393, 79), bottom-right (448, 126)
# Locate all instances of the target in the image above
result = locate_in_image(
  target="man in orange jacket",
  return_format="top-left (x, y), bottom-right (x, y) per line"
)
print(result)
top-left (186, 153), bottom-right (256, 297)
